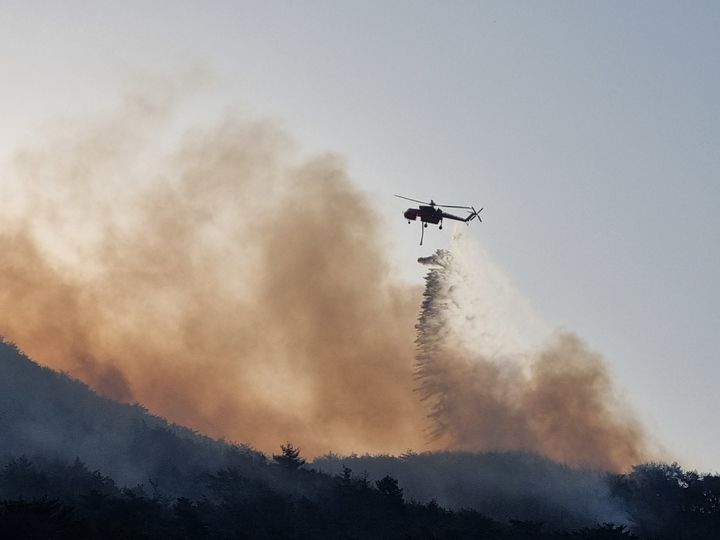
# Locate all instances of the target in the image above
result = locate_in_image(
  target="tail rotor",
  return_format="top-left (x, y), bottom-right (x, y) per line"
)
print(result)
top-left (466, 207), bottom-right (483, 223)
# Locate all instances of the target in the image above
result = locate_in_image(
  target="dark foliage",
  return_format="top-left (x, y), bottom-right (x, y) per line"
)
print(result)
top-left (272, 442), bottom-right (306, 471)
top-left (313, 450), bottom-right (625, 527)
top-left (609, 462), bottom-right (720, 540)
top-left (0, 456), bottom-right (718, 539)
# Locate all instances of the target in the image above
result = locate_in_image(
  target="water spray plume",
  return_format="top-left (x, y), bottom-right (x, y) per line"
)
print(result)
top-left (416, 235), bottom-right (651, 470)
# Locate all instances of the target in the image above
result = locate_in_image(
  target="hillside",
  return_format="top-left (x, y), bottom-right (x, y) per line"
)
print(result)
top-left (0, 337), bottom-right (614, 525)
top-left (0, 339), bottom-right (262, 493)
top-left (2, 338), bottom-right (720, 539)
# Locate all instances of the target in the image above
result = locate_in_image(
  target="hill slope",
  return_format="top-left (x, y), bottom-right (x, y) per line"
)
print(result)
top-left (0, 339), bottom-right (261, 492)
top-left (0, 338), bottom-right (619, 526)
top-left (2, 338), bottom-right (720, 538)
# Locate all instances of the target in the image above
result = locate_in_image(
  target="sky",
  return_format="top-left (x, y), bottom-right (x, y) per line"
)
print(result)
top-left (1, 1), bottom-right (718, 470)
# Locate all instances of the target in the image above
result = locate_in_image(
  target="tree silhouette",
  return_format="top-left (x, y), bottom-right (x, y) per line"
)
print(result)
top-left (338, 465), bottom-right (353, 485)
top-left (272, 442), bottom-right (306, 471)
top-left (0, 457), bottom-right (49, 499)
top-left (0, 498), bottom-right (80, 540)
top-left (571, 523), bottom-right (639, 539)
top-left (376, 475), bottom-right (404, 505)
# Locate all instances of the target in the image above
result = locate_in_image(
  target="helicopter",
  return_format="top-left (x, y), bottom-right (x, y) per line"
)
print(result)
top-left (395, 194), bottom-right (483, 245)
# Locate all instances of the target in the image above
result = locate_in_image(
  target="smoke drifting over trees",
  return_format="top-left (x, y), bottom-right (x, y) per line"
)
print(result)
top-left (0, 96), bottom-right (426, 457)
top-left (0, 93), bottom-right (652, 469)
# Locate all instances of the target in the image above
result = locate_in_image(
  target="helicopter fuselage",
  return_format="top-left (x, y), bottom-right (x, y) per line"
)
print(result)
top-left (404, 205), bottom-right (443, 224)
top-left (404, 205), bottom-right (470, 225)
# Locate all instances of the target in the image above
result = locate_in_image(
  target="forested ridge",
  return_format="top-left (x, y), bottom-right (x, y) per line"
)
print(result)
top-left (2, 340), bottom-right (719, 539)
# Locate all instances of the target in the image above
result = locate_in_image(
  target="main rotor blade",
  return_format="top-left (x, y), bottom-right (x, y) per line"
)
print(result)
top-left (435, 203), bottom-right (474, 210)
top-left (394, 194), bottom-right (430, 205)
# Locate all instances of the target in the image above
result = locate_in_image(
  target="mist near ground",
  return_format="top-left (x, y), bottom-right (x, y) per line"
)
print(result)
top-left (313, 451), bottom-right (627, 528)
top-left (0, 91), bottom-right (652, 469)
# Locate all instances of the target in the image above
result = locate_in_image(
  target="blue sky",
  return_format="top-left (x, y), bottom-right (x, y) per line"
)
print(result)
top-left (2, 1), bottom-right (718, 469)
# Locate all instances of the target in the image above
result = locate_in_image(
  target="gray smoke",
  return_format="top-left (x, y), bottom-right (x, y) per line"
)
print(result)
top-left (0, 95), bottom-right (428, 458)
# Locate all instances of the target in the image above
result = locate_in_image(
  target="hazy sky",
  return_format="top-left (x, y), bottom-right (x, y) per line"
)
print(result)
top-left (2, 2), bottom-right (718, 469)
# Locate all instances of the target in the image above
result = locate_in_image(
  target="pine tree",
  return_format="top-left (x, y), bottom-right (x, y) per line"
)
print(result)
top-left (272, 442), bottom-right (306, 471)
top-left (375, 475), bottom-right (404, 505)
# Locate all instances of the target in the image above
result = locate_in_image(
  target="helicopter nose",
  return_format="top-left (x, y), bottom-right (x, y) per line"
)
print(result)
top-left (403, 209), bottom-right (417, 220)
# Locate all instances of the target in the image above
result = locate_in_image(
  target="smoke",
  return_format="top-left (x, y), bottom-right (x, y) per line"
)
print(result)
top-left (415, 236), bottom-right (650, 471)
top-left (0, 91), bottom-right (651, 469)
top-left (0, 95), bottom-right (427, 457)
